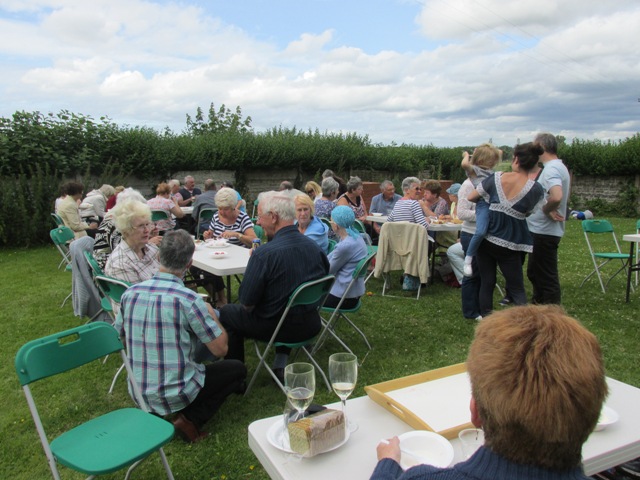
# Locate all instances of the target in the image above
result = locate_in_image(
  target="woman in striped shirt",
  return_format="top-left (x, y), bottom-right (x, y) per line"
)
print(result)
top-left (386, 176), bottom-right (430, 229)
top-left (203, 188), bottom-right (257, 247)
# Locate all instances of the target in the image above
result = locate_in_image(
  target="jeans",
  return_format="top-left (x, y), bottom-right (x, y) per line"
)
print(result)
top-left (527, 233), bottom-right (562, 304)
top-left (465, 200), bottom-right (489, 258)
top-left (460, 232), bottom-right (481, 319)
top-left (476, 240), bottom-right (527, 316)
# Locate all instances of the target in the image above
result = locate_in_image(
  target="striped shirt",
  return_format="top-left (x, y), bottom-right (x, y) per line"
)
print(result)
top-left (115, 272), bottom-right (222, 415)
top-left (208, 211), bottom-right (254, 247)
top-left (387, 199), bottom-right (429, 229)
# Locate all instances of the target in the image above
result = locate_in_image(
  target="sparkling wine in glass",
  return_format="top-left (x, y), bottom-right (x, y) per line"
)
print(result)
top-left (284, 363), bottom-right (315, 421)
top-left (329, 352), bottom-right (358, 432)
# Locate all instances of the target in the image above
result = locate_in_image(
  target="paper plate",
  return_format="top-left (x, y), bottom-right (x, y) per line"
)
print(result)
top-left (397, 430), bottom-right (454, 469)
top-left (595, 406), bottom-right (619, 431)
top-left (205, 241), bottom-right (229, 249)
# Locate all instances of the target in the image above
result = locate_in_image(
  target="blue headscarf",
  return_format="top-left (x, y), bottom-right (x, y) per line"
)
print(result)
top-left (331, 206), bottom-right (359, 239)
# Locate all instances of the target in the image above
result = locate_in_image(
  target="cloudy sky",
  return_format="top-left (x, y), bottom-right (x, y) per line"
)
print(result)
top-left (1, 0), bottom-right (639, 147)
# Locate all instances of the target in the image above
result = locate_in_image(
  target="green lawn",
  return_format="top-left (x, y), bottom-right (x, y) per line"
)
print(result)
top-left (1, 217), bottom-right (639, 479)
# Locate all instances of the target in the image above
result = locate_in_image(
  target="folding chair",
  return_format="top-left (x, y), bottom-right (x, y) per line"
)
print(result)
top-left (253, 224), bottom-right (264, 242)
top-left (314, 251), bottom-right (377, 357)
top-left (244, 274), bottom-right (336, 396)
top-left (15, 322), bottom-right (175, 480)
top-left (93, 274), bottom-right (132, 393)
top-left (50, 226), bottom-right (74, 271)
top-left (195, 207), bottom-right (216, 239)
top-left (580, 219), bottom-right (633, 293)
top-left (250, 199), bottom-right (260, 222)
top-left (374, 222), bottom-right (429, 300)
top-left (327, 239), bottom-right (337, 253)
top-left (51, 212), bottom-right (64, 227)
top-left (320, 217), bottom-right (332, 231)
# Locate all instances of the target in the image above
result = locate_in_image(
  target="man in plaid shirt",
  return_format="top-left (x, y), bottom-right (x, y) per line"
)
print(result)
top-left (116, 230), bottom-right (246, 443)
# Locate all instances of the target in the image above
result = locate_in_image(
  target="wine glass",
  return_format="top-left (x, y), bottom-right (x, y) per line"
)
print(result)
top-left (328, 352), bottom-right (358, 433)
top-left (284, 363), bottom-right (315, 422)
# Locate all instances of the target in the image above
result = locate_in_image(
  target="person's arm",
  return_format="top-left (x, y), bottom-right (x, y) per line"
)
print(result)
top-left (359, 196), bottom-right (369, 222)
top-left (170, 202), bottom-right (185, 219)
top-left (336, 196), bottom-right (348, 207)
top-left (328, 241), bottom-right (350, 275)
top-left (376, 436), bottom-right (401, 464)
top-left (542, 185), bottom-right (565, 221)
top-left (457, 182), bottom-right (476, 222)
top-left (461, 151), bottom-right (477, 179)
top-left (468, 189), bottom-right (480, 203)
top-left (203, 303), bottom-right (228, 357)
top-left (412, 201), bottom-right (430, 228)
top-left (60, 201), bottom-right (91, 232)
top-left (370, 195), bottom-right (381, 214)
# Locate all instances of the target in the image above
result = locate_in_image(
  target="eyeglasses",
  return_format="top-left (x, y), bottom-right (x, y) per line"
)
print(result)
top-left (413, 186), bottom-right (423, 191)
top-left (134, 223), bottom-right (152, 231)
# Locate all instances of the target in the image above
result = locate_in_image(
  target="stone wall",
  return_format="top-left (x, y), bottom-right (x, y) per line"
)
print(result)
top-left (570, 174), bottom-right (640, 210)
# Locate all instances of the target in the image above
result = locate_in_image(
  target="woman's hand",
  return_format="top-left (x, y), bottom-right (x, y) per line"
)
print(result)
top-left (376, 437), bottom-right (401, 463)
top-left (148, 236), bottom-right (162, 246)
top-left (203, 229), bottom-right (213, 240)
top-left (221, 230), bottom-right (240, 240)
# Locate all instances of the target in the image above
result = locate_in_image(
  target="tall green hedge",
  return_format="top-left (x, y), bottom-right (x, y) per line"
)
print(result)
top-left (1, 109), bottom-right (639, 247)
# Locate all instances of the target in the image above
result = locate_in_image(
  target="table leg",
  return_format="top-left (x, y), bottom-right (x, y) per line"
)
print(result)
top-left (226, 275), bottom-right (232, 303)
top-left (429, 231), bottom-right (437, 285)
top-left (626, 241), bottom-right (634, 303)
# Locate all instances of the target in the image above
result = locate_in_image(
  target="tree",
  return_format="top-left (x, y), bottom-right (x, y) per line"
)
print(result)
top-left (184, 103), bottom-right (252, 136)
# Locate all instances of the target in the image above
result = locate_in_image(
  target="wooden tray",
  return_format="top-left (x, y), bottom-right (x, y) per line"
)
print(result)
top-left (364, 363), bottom-right (473, 439)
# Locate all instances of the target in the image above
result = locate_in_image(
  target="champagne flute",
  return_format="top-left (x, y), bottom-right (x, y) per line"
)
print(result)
top-left (329, 352), bottom-right (358, 433)
top-left (284, 363), bottom-right (315, 422)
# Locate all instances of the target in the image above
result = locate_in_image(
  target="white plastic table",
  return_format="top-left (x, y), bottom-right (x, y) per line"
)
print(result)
top-left (248, 376), bottom-right (640, 480)
top-left (191, 242), bottom-right (250, 301)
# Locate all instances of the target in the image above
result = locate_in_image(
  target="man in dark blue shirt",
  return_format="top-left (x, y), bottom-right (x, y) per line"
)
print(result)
top-left (219, 191), bottom-right (329, 382)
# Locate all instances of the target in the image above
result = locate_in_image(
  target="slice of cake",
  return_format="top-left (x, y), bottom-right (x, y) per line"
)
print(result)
top-left (287, 408), bottom-right (346, 457)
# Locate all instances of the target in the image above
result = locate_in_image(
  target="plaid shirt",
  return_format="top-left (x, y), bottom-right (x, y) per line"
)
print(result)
top-left (115, 272), bottom-right (222, 415)
top-left (105, 240), bottom-right (159, 284)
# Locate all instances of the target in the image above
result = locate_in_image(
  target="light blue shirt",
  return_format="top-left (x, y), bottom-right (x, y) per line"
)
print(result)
top-left (327, 235), bottom-right (368, 299)
top-left (296, 215), bottom-right (329, 253)
top-left (527, 159), bottom-right (570, 237)
top-left (370, 192), bottom-right (401, 215)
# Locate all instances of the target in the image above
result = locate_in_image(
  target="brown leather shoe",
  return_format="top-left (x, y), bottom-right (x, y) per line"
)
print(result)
top-left (172, 413), bottom-right (209, 443)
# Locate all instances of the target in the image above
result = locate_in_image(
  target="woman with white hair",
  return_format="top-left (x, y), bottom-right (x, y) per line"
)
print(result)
top-left (79, 184), bottom-right (116, 222)
top-left (387, 176), bottom-right (430, 228)
top-left (93, 188), bottom-right (160, 270)
top-left (105, 200), bottom-right (160, 284)
top-left (203, 188), bottom-right (257, 247)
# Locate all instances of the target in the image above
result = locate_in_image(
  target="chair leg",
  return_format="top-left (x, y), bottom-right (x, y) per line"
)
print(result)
top-left (60, 292), bottom-right (72, 308)
top-left (341, 313), bottom-right (372, 352)
top-left (108, 363), bottom-right (126, 394)
top-left (300, 347), bottom-right (331, 392)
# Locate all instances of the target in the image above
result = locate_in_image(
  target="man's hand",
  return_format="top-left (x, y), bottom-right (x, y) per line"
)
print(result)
top-left (548, 210), bottom-right (565, 222)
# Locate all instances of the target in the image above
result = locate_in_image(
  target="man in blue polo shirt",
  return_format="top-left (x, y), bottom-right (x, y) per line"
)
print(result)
top-left (116, 230), bottom-right (246, 443)
top-left (219, 191), bottom-right (329, 383)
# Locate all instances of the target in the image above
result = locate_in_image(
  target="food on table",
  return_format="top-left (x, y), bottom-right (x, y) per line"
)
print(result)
top-left (287, 408), bottom-right (345, 456)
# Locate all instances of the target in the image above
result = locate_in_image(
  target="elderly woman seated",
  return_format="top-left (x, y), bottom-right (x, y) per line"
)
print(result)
top-left (387, 176), bottom-right (430, 228)
top-left (421, 179), bottom-right (450, 218)
top-left (146, 182), bottom-right (185, 234)
top-left (79, 184), bottom-right (116, 223)
top-left (325, 206), bottom-right (368, 309)
top-left (294, 194), bottom-right (329, 253)
top-left (203, 187), bottom-right (257, 246)
top-left (93, 188), bottom-right (147, 270)
top-left (105, 200), bottom-right (161, 284)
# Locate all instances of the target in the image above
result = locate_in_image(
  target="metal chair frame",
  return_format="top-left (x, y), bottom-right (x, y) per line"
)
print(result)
top-left (244, 275), bottom-right (336, 396)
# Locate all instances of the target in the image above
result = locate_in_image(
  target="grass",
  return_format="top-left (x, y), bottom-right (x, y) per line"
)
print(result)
top-left (1, 217), bottom-right (639, 479)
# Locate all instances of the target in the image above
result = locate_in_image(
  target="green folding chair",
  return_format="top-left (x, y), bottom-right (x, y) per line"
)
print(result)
top-left (50, 226), bottom-right (74, 270)
top-left (151, 210), bottom-right (169, 223)
top-left (51, 212), bottom-right (64, 227)
top-left (327, 238), bottom-right (337, 253)
top-left (15, 322), bottom-right (175, 480)
top-left (580, 219), bottom-right (633, 293)
top-left (253, 224), bottom-right (264, 242)
top-left (320, 217), bottom-right (332, 231)
top-left (314, 251), bottom-right (377, 357)
top-left (244, 274), bottom-right (335, 396)
top-left (195, 207), bottom-right (217, 239)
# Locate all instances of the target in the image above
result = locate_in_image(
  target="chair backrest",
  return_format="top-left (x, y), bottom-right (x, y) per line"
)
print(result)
top-left (151, 210), bottom-right (169, 222)
top-left (50, 226), bottom-right (75, 246)
top-left (84, 250), bottom-right (105, 277)
top-left (582, 219), bottom-right (614, 234)
top-left (15, 322), bottom-right (123, 386)
top-left (353, 219), bottom-right (366, 234)
top-left (253, 224), bottom-right (264, 241)
top-left (320, 217), bottom-right (332, 230)
top-left (94, 275), bottom-right (132, 304)
top-left (198, 207), bottom-right (216, 223)
top-left (352, 251), bottom-right (377, 280)
top-left (287, 275), bottom-right (335, 310)
top-left (51, 212), bottom-right (64, 227)
top-left (327, 238), bottom-right (337, 253)
top-left (251, 198), bottom-right (260, 218)
top-left (636, 219), bottom-right (640, 233)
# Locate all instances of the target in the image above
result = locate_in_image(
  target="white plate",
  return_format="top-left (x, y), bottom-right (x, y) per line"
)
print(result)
top-left (398, 430), bottom-right (454, 469)
top-left (205, 242), bottom-right (229, 249)
top-left (210, 251), bottom-right (229, 258)
top-left (266, 419), bottom-right (349, 454)
top-left (372, 213), bottom-right (383, 217)
top-left (595, 405), bottom-right (619, 431)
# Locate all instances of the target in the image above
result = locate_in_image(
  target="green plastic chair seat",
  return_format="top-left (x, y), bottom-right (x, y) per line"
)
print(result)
top-left (51, 408), bottom-right (174, 475)
top-left (594, 253), bottom-right (629, 259)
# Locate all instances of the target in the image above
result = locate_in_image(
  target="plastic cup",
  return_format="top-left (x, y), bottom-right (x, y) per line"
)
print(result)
top-left (458, 428), bottom-right (484, 459)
